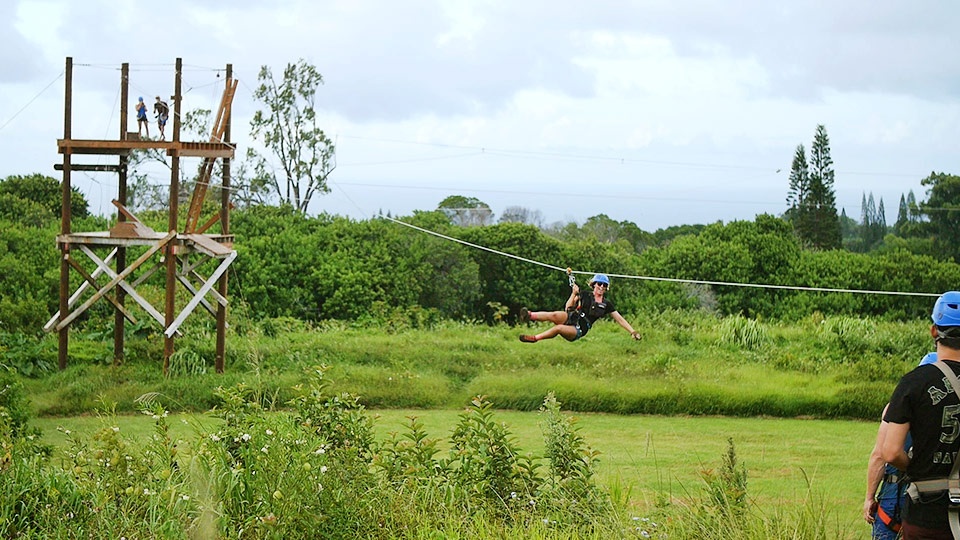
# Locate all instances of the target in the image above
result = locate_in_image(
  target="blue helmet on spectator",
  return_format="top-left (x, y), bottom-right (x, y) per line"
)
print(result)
top-left (932, 291), bottom-right (960, 327)
top-left (589, 274), bottom-right (610, 286)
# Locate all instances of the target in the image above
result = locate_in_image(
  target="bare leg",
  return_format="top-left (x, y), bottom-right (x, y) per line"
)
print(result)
top-left (535, 324), bottom-right (578, 341)
top-left (520, 309), bottom-right (578, 342)
top-left (528, 310), bottom-right (567, 324)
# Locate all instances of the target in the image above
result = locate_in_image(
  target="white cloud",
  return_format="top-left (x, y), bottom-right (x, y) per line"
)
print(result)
top-left (1, 0), bottom-right (958, 229)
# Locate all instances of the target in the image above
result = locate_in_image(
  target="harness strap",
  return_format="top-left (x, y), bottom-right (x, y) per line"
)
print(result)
top-left (877, 505), bottom-right (902, 532)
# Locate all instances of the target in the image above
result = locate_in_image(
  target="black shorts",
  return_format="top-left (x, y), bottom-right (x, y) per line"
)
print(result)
top-left (564, 311), bottom-right (590, 340)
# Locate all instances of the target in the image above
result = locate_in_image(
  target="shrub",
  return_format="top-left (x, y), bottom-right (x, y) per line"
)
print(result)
top-left (717, 315), bottom-right (769, 350)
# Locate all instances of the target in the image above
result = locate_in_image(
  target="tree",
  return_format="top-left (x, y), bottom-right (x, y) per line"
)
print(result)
top-left (806, 124), bottom-right (841, 250)
top-left (248, 59), bottom-right (336, 213)
top-left (920, 172), bottom-right (960, 262)
top-left (0, 174), bottom-right (89, 220)
top-left (786, 126), bottom-right (840, 250)
top-left (784, 144), bottom-right (811, 239)
top-left (438, 195), bottom-right (493, 227)
top-left (876, 198), bottom-right (887, 241)
top-left (839, 207), bottom-right (860, 251)
top-left (858, 192), bottom-right (885, 250)
top-left (895, 193), bottom-right (909, 235)
top-left (896, 189), bottom-right (926, 238)
top-left (498, 206), bottom-right (543, 228)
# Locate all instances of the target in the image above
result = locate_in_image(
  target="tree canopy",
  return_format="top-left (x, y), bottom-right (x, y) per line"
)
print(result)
top-left (248, 59), bottom-right (336, 213)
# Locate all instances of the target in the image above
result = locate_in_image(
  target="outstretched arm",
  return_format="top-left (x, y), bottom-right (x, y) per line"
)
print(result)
top-left (610, 311), bottom-right (641, 340)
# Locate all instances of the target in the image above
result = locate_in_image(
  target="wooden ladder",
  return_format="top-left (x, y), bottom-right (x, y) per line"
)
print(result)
top-left (184, 77), bottom-right (238, 233)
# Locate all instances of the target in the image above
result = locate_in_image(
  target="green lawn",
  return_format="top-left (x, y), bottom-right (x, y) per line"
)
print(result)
top-left (30, 408), bottom-right (879, 539)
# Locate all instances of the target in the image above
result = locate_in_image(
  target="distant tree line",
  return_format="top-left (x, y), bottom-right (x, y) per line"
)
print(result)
top-left (3, 172), bottom-right (960, 339)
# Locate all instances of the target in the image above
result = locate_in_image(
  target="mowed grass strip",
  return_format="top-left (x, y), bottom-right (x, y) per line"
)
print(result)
top-left (30, 408), bottom-right (879, 539)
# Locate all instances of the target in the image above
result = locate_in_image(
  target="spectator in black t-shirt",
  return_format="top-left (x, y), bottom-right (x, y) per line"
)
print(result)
top-left (883, 291), bottom-right (960, 539)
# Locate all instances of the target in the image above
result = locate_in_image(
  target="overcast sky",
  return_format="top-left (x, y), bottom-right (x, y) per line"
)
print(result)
top-left (2, 0), bottom-right (958, 231)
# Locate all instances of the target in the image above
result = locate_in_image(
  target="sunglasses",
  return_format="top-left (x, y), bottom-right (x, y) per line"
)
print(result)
top-left (593, 282), bottom-right (608, 288)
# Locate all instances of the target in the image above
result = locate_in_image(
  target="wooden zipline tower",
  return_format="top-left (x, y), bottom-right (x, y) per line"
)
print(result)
top-left (49, 57), bottom-right (238, 374)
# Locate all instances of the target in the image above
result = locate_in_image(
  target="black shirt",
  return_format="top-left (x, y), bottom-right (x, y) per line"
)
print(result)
top-left (578, 293), bottom-right (616, 325)
top-left (885, 361), bottom-right (960, 530)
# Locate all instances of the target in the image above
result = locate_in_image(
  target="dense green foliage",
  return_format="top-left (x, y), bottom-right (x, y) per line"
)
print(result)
top-left (3, 198), bottom-right (959, 343)
top-left (0, 173), bottom-right (89, 221)
top-left (921, 171), bottom-right (960, 262)
top-left (2, 369), bottom-right (638, 539)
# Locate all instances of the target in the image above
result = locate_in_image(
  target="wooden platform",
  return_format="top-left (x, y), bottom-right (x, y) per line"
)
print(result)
top-left (58, 139), bottom-right (235, 159)
top-left (58, 231), bottom-right (234, 252)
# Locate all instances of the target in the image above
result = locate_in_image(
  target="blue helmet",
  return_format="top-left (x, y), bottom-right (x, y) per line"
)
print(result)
top-left (920, 352), bottom-right (938, 366)
top-left (932, 291), bottom-right (960, 327)
top-left (138, 96), bottom-right (143, 101)
top-left (589, 274), bottom-right (610, 286)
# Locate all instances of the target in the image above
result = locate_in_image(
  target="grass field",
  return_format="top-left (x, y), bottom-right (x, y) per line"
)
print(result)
top-left (11, 312), bottom-right (922, 538)
top-left (30, 408), bottom-right (879, 539)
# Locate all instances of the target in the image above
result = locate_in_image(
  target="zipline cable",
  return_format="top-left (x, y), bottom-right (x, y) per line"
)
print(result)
top-left (0, 71), bottom-right (64, 132)
top-left (381, 215), bottom-right (941, 298)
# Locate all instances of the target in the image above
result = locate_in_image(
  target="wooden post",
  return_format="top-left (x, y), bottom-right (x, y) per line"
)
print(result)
top-left (215, 63), bottom-right (232, 374)
top-left (114, 63), bottom-right (130, 365)
top-left (163, 58), bottom-right (183, 374)
top-left (58, 57), bottom-right (73, 371)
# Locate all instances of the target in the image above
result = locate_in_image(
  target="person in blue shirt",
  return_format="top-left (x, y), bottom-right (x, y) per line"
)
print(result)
top-left (135, 96), bottom-right (149, 138)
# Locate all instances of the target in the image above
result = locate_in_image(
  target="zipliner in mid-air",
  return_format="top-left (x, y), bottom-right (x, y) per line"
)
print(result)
top-left (519, 273), bottom-right (641, 343)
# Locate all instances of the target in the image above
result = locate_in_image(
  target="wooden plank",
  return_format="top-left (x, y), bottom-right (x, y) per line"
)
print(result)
top-left (54, 164), bottom-right (121, 172)
top-left (183, 234), bottom-right (232, 257)
top-left (57, 139), bottom-right (234, 158)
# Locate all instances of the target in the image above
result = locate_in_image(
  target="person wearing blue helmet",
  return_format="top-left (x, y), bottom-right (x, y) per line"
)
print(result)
top-left (864, 351), bottom-right (937, 539)
top-left (883, 291), bottom-right (960, 539)
top-left (135, 96), bottom-right (150, 138)
top-left (518, 273), bottom-right (641, 343)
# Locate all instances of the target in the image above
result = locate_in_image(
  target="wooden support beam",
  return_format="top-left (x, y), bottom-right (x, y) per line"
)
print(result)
top-left (54, 164), bottom-right (121, 172)
top-left (45, 248), bottom-right (117, 332)
top-left (65, 255), bottom-right (138, 325)
top-left (56, 232), bottom-right (174, 331)
top-left (165, 251), bottom-right (236, 337)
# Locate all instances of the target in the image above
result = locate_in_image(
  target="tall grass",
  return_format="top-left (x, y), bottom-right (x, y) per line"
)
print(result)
top-left (14, 311), bottom-right (930, 421)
